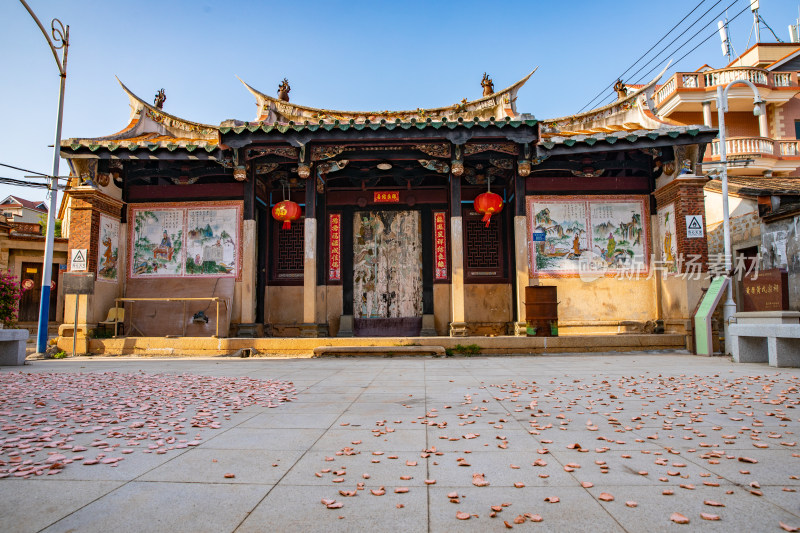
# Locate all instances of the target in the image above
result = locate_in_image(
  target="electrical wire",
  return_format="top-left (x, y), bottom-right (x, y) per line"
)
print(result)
top-left (627, 0), bottom-right (742, 85)
top-left (577, 0), bottom-right (725, 113)
top-left (0, 177), bottom-right (51, 189)
top-left (0, 162), bottom-right (51, 177)
top-left (632, 1), bottom-right (753, 85)
top-left (589, 0), bottom-right (751, 110)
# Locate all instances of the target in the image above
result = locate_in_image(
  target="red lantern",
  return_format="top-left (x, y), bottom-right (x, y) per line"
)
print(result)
top-left (474, 191), bottom-right (503, 227)
top-left (272, 200), bottom-right (302, 230)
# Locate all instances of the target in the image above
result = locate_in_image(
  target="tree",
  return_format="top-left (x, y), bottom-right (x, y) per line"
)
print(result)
top-left (38, 214), bottom-right (62, 238)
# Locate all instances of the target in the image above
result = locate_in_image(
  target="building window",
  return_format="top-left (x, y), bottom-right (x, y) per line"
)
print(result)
top-left (271, 217), bottom-right (304, 282)
top-left (795, 120), bottom-right (800, 139)
top-left (463, 209), bottom-right (505, 282)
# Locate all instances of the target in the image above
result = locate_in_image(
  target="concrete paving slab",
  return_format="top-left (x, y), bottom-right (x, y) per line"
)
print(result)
top-left (0, 480), bottom-right (123, 533)
top-left (427, 486), bottom-right (626, 532)
top-left (139, 448), bottom-right (305, 484)
top-left (199, 428), bottom-right (327, 451)
top-left (587, 484), bottom-right (800, 532)
top-left (1, 354), bottom-right (799, 532)
top-left (237, 412), bottom-right (341, 429)
top-left (41, 481), bottom-right (271, 533)
top-left (236, 484), bottom-right (428, 533)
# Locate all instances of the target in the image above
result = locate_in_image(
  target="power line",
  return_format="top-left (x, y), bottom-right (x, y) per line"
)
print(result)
top-left (0, 162), bottom-right (52, 177)
top-left (627, 0), bottom-right (741, 85)
top-left (592, 0), bottom-right (750, 110)
top-left (0, 177), bottom-right (51, 189)
top-left (578, 0), bottom-right (724, 113)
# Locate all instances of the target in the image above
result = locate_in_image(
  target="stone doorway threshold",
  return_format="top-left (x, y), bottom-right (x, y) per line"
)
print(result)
top-left (53, 334), bottom-right (687, 358)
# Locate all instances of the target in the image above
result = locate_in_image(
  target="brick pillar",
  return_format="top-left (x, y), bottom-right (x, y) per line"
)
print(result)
top-left (653, 175), bottom-right (710, 344)
top-left (653, 176), bottom-right (709, 272)
top-left (60, 186), bottom-right (124, 351)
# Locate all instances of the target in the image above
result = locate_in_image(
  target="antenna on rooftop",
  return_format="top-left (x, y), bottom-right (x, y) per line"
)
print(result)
top-left (751, 0), bottom-right (761, 42)
top-left (718, 19), bottom-right (732, 62)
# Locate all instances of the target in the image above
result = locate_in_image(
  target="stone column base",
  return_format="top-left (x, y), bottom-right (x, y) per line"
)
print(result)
top-left (513, 321), bottom-right (528, 336)
top-left (337, 315), bottom-right (353, 337)
top-left (421, 314), bottom-right (436, 336)
top-left (449, 322), bottom-right (468, 337)
top-left (299, 323), bottom-right (328, 338)
top-left (236, 323), bottom-right (260, 338)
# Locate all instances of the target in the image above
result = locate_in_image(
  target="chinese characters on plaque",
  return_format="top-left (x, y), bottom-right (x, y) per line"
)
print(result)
top-left (329, 213), bottom-right (341, 281)
top-left (373, 191), bottom-right (400, 203)
top-left (434, 211), bottom-right (447, 280)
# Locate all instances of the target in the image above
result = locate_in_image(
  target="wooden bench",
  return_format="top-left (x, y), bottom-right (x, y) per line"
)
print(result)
top-left (0, 329), bottom-right (30, 365)
top-left (730, 311), bottom-right (800, 368)
top-left (313, 345), bottom-right (446, 357)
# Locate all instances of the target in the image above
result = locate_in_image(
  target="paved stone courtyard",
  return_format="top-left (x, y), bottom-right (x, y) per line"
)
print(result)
top-left (1, 353), bottom-right (799, 532)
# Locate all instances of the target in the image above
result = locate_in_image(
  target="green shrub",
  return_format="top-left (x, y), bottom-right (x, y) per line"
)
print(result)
top-left (0, 271), bottom-right (23, 328)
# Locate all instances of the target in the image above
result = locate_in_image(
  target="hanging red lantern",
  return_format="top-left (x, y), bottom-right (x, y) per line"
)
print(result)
top-left (272, 200), bottom-right (302, 230)
top-left (474, 191), bottom-right (503, 227)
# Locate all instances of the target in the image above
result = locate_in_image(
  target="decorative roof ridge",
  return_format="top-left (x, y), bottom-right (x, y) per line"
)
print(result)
top-left (116, 77), bottom-right (218, 133)
top-left (543, 64), bottom-right (669, 125)
top-left (237, 69), bottom-right (537, 122)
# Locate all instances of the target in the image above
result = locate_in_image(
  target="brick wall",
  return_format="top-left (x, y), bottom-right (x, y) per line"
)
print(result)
top-left (654, 177), bottom-right (709, 272)
top-left (67, 189), bottom-right (124, 274)
top-left (706, 211), bottom-right (761, 256)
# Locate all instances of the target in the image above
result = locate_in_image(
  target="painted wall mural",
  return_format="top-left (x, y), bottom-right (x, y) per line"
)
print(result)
top-left (353, 210), bottom-right (422, 319)
top-left (97, 214), bottom-right (119, 282)
top-left (128, 202), bottom-right (241, 279)
top-left (185, 208), bottom-right (238, 276)
top-left (657, 203), bottom-right (678, 274)
top-left (527, 196), bottom-right (649, 278)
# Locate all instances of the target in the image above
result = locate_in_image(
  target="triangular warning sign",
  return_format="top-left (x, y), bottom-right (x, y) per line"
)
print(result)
top-left (73, 250), bottom-right (85, 262)
top-left (688, 217), bottom-right (701, 230)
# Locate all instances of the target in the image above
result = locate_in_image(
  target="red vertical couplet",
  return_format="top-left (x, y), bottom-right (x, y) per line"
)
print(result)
top-left (433, 211), bottom-right (448, 280)
top-left (329, 213), bottom-right (341, 281)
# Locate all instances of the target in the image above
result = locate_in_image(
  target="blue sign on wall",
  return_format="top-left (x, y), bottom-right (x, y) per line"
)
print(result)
top-left (532, 232), bottom-right (546, 242)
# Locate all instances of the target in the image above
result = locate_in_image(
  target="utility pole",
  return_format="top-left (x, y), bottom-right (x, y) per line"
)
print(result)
top-left (19, 0), bottom-right (69, 355)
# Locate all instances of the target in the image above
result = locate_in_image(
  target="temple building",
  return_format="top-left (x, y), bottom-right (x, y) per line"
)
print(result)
top-left (57, 70), bottom-right (717, 348)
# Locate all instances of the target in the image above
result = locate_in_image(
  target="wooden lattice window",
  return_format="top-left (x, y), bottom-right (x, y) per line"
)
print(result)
top-left (463, 209), bottom-right (504, 281)
top-left (272, 217), bottom-right (304, 282)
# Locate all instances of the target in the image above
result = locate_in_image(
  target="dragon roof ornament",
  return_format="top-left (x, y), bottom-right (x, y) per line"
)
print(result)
top-left (542, 64), bottom-right (671, 134)
top-left (237, 69), bottom-right (537, 125)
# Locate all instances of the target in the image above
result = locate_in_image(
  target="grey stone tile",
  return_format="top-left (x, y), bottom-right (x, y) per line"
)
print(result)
top-left (41, 481), bottom-right (271, 533)
top-left (200, 428), bottom-right (326, 451)
top-left (236, 483), bottom-right (427, 533)
top-left (427, 486), bottom-right (625, 532)
top-left (139, 448), bottom-right (304, 484)
top-left (0, 480), bottom-right (123, 533)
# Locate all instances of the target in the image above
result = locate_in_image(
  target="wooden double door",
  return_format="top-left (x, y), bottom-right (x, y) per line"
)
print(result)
top-left (352, 210), bottom-right (422, 336)
top-left (19, 262), bottom-right (58, 322)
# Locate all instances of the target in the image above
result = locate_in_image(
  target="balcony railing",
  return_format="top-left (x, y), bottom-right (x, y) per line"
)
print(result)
top-left (654, 67), bottom-right (798, 106)
top-left (779, 140), bottom-right (800, 156)
top-left (709, 137), bottom-right (775, 157)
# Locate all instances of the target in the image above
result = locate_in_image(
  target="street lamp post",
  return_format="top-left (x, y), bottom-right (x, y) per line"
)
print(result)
top-left (20, 0), bottom-right (69, 355)
top-left (715, 80), bottom-right (765, 356)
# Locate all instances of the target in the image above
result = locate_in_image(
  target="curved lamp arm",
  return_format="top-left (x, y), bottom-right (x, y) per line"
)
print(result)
top-left (717, 79), bottom-right (765, 113)
top-left (19, 0), bottom-right (68, 76)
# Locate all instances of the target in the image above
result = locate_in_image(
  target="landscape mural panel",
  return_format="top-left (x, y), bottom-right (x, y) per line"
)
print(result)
top-left (130, 207), bottom-right (184, 278)
top-left (185, 207), bottom-right (239, 277)
top-left (528, 196), bottom-right (649, 277)
top-left (128, 202), bottom-right (241, 279)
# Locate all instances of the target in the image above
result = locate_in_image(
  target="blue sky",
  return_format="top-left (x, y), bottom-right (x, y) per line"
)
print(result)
top-left (1, 0), bottom-right (799, 205)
